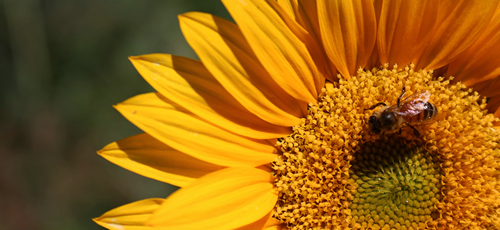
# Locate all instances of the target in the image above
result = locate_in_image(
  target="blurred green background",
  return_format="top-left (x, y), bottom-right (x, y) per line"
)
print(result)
top-left (0, 0), bottom-right (231, 229)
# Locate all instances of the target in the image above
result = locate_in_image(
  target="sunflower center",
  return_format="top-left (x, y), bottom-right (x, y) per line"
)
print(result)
top-left (349, 137), bottom-right (441, 229)
top-left (272, 64), bottom-right (500, 229)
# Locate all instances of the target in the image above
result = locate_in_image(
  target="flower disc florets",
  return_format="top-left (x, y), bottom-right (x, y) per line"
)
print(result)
top-left (273, 64), bottom-right (500, 229)
top-left (349, 138), bottom-right (441, 230)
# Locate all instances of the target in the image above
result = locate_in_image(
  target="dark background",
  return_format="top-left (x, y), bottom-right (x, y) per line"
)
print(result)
top-left (0, 0), bottom-right (231, 229)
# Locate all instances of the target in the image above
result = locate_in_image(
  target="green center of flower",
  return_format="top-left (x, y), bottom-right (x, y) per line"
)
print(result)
top-left (349, 137), bottom-right (442, 229)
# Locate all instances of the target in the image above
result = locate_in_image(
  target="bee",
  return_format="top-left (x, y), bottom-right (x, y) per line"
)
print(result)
top-left (368, 86), bottom-right (438, 137)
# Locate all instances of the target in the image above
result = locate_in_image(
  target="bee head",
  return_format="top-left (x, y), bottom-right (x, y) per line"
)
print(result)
top-left (369, 111), bottom-right (398, 134)
top-left (368, 115), bottom-right (381, 134)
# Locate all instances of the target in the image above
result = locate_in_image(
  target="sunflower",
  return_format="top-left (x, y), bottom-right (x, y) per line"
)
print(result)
top-left (94, 0), bottom-right (500, 229)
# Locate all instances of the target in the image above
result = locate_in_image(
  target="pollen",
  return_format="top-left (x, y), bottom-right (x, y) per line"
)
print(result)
top-left (272, 64), bottom-right (500, 229)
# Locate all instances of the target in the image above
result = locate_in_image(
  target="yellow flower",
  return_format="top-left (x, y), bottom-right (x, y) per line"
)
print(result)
top-left (94, 0), bottom-right (500, 229)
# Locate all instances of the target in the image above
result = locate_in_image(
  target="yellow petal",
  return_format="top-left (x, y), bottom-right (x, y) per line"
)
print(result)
top-left (286, 0), bottom-right (320, 45)
top-left (447, 11), bottom-right (500, 86)
top-left (279, 0), bottom-right (339, 82)
top-left (147, 168), bottom-right (277, 230)
top-left (376, 0), bottom-right (438, 67)
top-left (233, 213), bottom-right (284, 230)
top-left (318, 0), bottom-right (377, 78)
top-left (129, 53), bottom-right (292, 139)
top-left (414, 0), bottom-right (500, 70)
top-left (263, 225), bottom-right (286, 230)
top-left (487, 95), bottom-right (500, 119)
top-left (234, 211), bottom-right (272, 230)
top-left (179, 12), bottom-right (305, 126)
top-left (488, 96), bottom-right (500, 129)
top-left (482, 80), bottom-right (500, 98)
top-left (277, 0), bottom-right (295, 19)
top-left (366, 44), bottom-right (380, 69)
top-left (115, 93), bottom-right (277, 167)
top-left (98, 133), bottom-right (224, 187)
top-left (470, 77), bottom-right (500, 98)
top-left (94, 198), bottom-right (163, 230)
top-left (221, 0), bottom-right (322, 102)
top-left (470, 78), bottom-right (494, 94)
top-left (265, 217), bottom-right (282, 227)
top-left (494, 107), bottom-right (500, 128)
top-left (264, 0), bottom-right (328, 94)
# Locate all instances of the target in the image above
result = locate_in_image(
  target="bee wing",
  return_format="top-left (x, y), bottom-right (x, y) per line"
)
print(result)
top-left (400, 90), bottom-right (431, 111)
top-left (401, 90), bottom-right (431, 109)
top-left (393, 107), bottom-right (422, 117)
top-left (390, 90), bottom-right (432, 117)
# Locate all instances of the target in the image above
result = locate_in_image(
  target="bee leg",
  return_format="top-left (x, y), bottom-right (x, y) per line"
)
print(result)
top-left (398, 85), bottom-right (406, 108)
top-left (398, 128), bottom-right (402, 135)
top-left (407, 124), bottom-right (420, 137)
top-left (368, 102), bottom-right (387, 110)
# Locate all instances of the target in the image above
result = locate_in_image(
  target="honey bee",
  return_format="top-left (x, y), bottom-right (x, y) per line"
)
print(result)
top-left (368, 86), bottom-right (438, 137)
